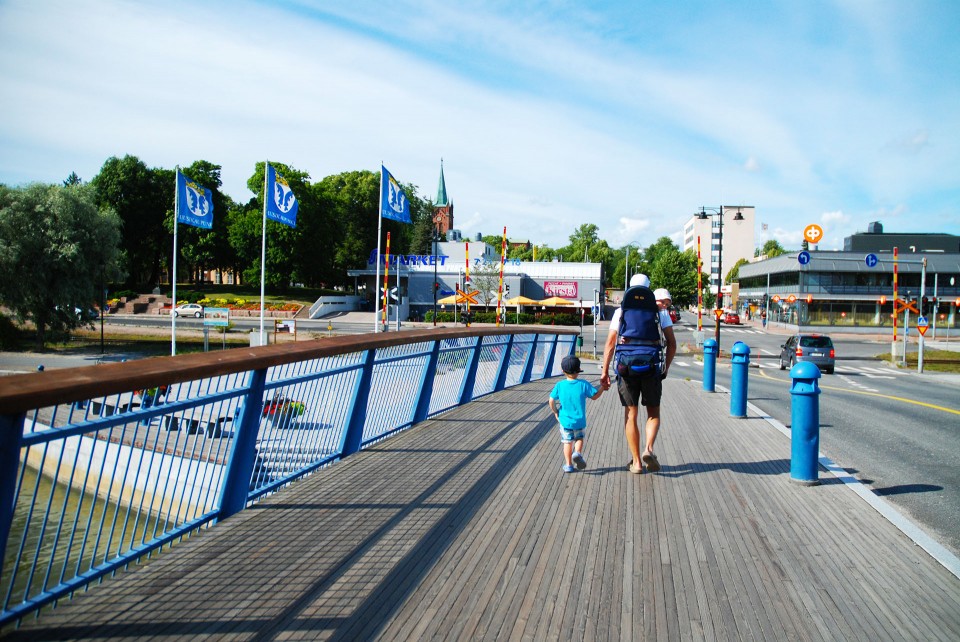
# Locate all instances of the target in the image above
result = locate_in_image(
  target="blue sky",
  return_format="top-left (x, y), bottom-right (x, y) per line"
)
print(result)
top-left (1, 0), bottom-right (958, 252)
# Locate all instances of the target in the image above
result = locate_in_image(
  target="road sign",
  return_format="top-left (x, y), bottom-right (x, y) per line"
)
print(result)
top-left (865, 253), bottom-right (879, 268)
top-left (797, 251), bottom-right (811, 265)
top-left (714, 309), bottom-right (723, 319)
top-left (457, 289), bottom-right (480, 305)
top-left (803, 224), bottom-right (824, 244)
top-left (917, 315), bottom-right (929, 337)
top-left (893, 298), bottom-right (920, 315)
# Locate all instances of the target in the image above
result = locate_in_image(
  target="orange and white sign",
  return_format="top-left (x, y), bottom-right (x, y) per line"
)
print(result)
top-left (803, 224), bottom-right (824, 244)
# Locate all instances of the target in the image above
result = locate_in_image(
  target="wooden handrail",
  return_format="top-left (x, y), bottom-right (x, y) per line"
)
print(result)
top-left (0, 326), bottom-right (577, 414)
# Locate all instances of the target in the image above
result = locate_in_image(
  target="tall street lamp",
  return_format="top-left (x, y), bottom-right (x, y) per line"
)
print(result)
top-left (432, 227), bottom-right (441, 326)
top-left (696, 205), bottom-right (745, 346)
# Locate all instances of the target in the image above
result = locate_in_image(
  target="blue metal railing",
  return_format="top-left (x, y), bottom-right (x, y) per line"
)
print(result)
top-left (0, 327), bottom-right (576, 626)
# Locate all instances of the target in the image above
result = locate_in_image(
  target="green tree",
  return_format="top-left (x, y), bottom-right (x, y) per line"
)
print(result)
top-left (756, 239), bottom-right (787, 258)
top-left (0, 183), bottom-right (121, 347)
top-left (63, 172), bottom-right (82, 187)
top-left (90, 155), bottom-right (170, 288)
top-left (725, 257), bottom-right (750, 284)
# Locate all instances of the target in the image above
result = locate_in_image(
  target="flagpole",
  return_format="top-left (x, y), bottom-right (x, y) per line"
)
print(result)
top-left (383, 232), bottom-right (391, 331)
top-left (396, 251), bottom-right (401, 331)
top-left (374, 165), bottom-right (384, 333)
top-left (171, 168), bottom-right (179, 356)
top-left (260, 162), bottom-right (269, 345)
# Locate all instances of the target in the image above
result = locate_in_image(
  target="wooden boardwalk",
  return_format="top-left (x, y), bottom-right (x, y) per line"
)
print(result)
top-left (10, 362), bottom-right (960, 641)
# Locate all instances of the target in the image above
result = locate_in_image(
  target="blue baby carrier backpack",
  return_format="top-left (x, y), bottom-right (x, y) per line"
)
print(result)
top-left (614, 284), bottom-right (664, 378)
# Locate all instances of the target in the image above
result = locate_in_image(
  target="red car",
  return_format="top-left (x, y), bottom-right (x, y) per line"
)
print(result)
top-left (669, 307), bottom-right (681, 323)
top-left (723, 311), bottom-right (740, 325)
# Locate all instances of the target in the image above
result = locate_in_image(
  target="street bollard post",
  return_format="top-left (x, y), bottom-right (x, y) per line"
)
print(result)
top-left (789, 361), bottom-right (822, 486)
top-left (702, 338), bottom-right (718, 392)
top-left (730, 341), bottom-right (750, 417)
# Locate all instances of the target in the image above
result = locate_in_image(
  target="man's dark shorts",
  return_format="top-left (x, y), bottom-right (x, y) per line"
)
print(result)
top-left (617, 374), bottom-right (662, 407)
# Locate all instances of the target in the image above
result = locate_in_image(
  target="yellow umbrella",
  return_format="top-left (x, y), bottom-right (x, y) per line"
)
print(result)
top-left (505, 295), bottom-right (538, 305)
top-left (538, 296), bottom-right (575, 306)
top-left (437, 294), bottom-right (463, 305)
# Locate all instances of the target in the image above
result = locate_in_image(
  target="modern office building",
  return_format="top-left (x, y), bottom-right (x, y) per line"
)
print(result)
top-left (737, 226), bottom-right (960, 335)
top-left (683, 206), bottom-right (756, 296)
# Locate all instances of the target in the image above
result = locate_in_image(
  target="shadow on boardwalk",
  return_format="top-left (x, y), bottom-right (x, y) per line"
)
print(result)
top-left (9, 369), bottom-right (960, 641)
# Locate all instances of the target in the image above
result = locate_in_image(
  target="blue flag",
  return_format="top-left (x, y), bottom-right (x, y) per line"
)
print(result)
top-left (176, 170), bottom-right (213, 229)
top-left (380, 165), bottom-right (411, 224)
top-left (265, 164), bottom-right (298, 227)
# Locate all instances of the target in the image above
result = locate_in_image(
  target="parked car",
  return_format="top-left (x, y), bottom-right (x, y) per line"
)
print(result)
top-left (779, 333), bottom-right (835, 374)
top-left (722, 311), bottom-right (740, 325)
top-left (173, 303), bottom-right (204, 318)
top-left (669, 307), bottom-right (681, 323)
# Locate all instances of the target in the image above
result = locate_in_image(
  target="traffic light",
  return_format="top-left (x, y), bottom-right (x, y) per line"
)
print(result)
top-left (434, 282), bottom-right (440, 292)
top-left (879, 295), bottom-right (887, 305)
top-left (805, 294), bottom-right (813, 304)
top-left (505, 284), bottom-right (511, 294)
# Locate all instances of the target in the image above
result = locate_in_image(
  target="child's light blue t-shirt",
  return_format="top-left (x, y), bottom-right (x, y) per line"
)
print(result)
top-left (549, 378), bottom-right (598, 430)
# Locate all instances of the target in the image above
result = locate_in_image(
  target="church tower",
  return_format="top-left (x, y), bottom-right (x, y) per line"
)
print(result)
top-left (432, 160), bottom-right (453, 236)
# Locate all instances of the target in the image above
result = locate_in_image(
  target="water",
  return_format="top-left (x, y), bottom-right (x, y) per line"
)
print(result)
top-left (2, 465), bottom-right (164, 612)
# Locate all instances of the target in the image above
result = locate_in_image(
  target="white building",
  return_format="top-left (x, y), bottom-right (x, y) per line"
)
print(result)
top-left (683, 206), bottom-right (756, 295)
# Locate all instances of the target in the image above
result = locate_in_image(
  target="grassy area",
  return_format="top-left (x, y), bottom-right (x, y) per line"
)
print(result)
top-left (876, 348), bottom-right (960, 373)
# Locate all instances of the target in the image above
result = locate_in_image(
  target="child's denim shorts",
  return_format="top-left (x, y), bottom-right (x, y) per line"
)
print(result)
top-left (559, 427), bottom-right (585, 443)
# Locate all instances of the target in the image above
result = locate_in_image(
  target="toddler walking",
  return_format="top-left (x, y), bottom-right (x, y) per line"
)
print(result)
top-left (549, 355), bottom-right (608, 473)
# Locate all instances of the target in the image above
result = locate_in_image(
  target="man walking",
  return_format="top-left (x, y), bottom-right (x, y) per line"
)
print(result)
top-left (600, 274), bottom-right (677, 473)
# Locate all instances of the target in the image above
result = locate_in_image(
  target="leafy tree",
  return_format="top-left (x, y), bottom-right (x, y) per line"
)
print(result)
top-left (725, 257), bottom-right (750, 284)
top-left (562, 223), bottom-right (600, 262)
top-left (63, 172), bottom-right (82, 186)
top-left (756, 239), bottom-right (787, 258)
top-left (90, 155), bottom-right (170, 288)
top-left (0, 183), bottom-right (121, 347)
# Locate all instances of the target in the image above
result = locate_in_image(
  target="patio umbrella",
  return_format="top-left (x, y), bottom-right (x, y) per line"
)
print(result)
top-left (538, 296), bottom-right (575, 306)
top-left (437, 294), bottom-right (462, 305)
top-left (505, 295), bottom-right (538, 305)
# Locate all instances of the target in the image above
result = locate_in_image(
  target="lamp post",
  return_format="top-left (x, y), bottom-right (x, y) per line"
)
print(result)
top-left (696, 205), bottom-right (745, 346)
top-left (432, 227), bottom-right (440, 326)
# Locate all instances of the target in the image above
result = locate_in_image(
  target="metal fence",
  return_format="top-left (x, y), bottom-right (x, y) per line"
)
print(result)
top-left (0, 327), bottom-right (577, 626)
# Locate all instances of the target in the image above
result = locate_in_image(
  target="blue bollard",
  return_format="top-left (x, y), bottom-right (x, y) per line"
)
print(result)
top-left (730, 341), bottom-right (750, 417)
top-left (702, 338), bottom-right (718, 392)
top-left (789, 361), bottom-right (822, 486)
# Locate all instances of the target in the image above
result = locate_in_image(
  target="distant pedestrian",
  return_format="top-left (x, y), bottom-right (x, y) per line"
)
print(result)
top-left (549, 355), bottom-right (608, 473)
top-left (761, 309), bottom-right (767, 328)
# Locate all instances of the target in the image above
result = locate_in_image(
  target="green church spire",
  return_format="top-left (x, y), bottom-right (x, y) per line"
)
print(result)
top-left (436, 159), bottom-right (448, 207)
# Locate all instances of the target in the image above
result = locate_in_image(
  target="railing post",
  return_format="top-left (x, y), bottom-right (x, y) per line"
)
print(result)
top-left (493, 335), bottom-right (515, 392)
top-left (412, 340), bottom-right (441, 424)
top-left (542, 333), bottom-right (560, 379)
top-left (341, 348), bottom-right (377, 456)
top-left (458, 337), bottom-right (482, 405)
top-left (217, 368), bottom-right (267, 521)
top-left (0, 413), bottom-right (25, 583)
top-left (520, 333), bottom-right (539, 383)
top-left (790, 361), bottom-right (822, 486)
top-left (730, 341), bottom-right (750, 417)
top-left (702, 338), bottom-right (718, 392)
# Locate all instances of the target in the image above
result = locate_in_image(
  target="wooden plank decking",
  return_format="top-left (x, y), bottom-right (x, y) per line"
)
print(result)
top-left (9, 361), bottom-right (960, 641)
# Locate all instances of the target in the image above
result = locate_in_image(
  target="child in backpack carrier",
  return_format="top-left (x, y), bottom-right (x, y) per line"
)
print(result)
top-left (549, 355), bottom-right (609, 473)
